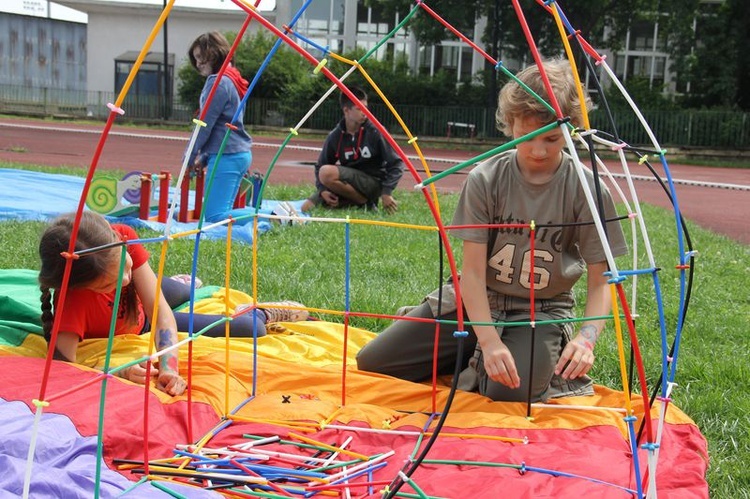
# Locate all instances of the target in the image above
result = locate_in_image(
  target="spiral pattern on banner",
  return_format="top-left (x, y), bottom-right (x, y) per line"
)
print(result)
top-left (85, 177), bottom-right (118, 214)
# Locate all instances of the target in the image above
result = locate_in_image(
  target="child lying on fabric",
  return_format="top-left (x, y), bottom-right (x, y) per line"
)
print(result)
top-left (38, 211), bottom-right (308, 396)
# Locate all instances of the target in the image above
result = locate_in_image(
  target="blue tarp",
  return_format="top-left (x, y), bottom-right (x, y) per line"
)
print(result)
top-left (0, 169), bottom-right (304, 244)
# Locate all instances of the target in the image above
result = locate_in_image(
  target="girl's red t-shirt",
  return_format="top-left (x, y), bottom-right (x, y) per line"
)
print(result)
top-left (53, 224), bottom-right (149, 339)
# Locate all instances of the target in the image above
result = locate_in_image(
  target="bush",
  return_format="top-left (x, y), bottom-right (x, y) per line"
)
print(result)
top-left (602, 76), bottom-right (677, 111)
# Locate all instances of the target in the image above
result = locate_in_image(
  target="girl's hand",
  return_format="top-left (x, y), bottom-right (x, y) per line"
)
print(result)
top-left (555, 334), bottom-right (595, 379)
top-left (481, 336), bottom-right (520, 389)
top-left (156, 370), bottom-right (187, 397)
top-left (117, 362), bottom-right (186, 396)
top-left (118, 361), bottom-right (154, 385)
top-left (131, 262), bottom-right (184, 397)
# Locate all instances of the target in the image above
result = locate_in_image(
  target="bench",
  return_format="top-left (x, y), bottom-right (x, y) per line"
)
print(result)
top-left (446, 121), bottom-right (476, 139)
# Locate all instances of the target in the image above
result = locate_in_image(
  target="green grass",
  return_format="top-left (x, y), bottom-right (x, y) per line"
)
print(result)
top-left (1, 161), bottom-right (748, 497)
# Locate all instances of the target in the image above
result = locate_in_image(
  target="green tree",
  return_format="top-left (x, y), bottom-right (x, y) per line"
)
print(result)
top-left (370, 0), bottom-right (748, 111)
top-left (603, 76), bottom-right (676, 110)
top-left (663, 0), bottom-right (749, 110)
top-left (276, 47), bottom-right (468, 127)
top-left (368, 0), bottom-right (653, 106)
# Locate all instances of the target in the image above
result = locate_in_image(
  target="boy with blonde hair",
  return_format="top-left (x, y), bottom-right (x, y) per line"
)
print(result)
top-left (357, 59), bottom-right (627, 402)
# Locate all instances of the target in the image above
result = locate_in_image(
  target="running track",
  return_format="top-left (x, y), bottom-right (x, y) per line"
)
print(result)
top-left (1, 117), bottom-right (748, 245)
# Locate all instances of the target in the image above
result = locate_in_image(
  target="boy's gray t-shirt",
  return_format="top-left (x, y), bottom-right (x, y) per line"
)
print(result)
top-left (451, 150), bottom-right (628, 305)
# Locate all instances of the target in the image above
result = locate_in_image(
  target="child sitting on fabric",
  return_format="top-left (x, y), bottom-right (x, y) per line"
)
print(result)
top-left (38, 211), bottom-right (308, 396)
top-left (357, 59), bottom-right (628, 403)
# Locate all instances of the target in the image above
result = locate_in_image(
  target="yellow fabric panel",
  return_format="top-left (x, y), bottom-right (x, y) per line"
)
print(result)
top-left (84, 322), bottom-right (698, 437)
top-left (180, 287), bottom-right (254, 315)
top-left (1, 333), bottom-right (47, 358)
top-left (201, 351), bottom-right (698, 436)
top-left (0, 290), bottom-right (698, 438)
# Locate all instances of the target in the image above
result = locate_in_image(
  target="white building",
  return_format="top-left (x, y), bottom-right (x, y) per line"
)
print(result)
top-left (45, 0), bottom-right (276, 98)
top-left (274, 0), bottom-right (705, 95)
top-left (274, 0), bottom-right (488, 82)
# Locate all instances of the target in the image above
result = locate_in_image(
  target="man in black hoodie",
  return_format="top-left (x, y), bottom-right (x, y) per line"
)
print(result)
top-left (300, 85), bottom-right (405, 214)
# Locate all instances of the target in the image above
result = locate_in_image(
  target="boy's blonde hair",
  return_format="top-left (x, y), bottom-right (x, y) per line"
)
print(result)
top-left (495, 59), bottom-right (592, 137)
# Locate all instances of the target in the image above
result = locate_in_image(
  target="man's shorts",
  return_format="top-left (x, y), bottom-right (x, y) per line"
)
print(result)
top-left (338, 165), bottom-right (382, 204)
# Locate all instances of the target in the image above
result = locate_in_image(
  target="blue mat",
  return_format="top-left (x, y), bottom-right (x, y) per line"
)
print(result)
top-left (0, 169), bottom-right (305, 244)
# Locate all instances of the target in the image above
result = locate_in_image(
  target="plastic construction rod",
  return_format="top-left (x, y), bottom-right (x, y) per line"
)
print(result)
top-left (417, 121), bottom-right (561, 188)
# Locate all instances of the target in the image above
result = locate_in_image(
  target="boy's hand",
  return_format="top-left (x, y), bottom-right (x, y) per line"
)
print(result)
top-left (481, 336), bottom-right (520, 389)
top-left (381, 194), bottom-right (398, 214)
top-left (555, 335), bottom-right (595, 379)
top-left (321, 191), bottom-right (339, 207)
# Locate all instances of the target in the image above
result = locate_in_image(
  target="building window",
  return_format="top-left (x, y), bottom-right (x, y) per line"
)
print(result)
top-left (114, 51), bottom-right (173, 118)
top-left (440, 45), bottom-right (458, 69)
top-left (290, 0), bottom-right (345, 52)
top-left (628, 20), bottom-right (667, 51)
top-left (355, 2), bottom-right (400, 60)
top-left (460, 46), bottom-right (473, 80)
top-left (613, 55), bottom-right (626, 81)
top-left (114, 51), bottom-right (173, 97)
top-left (356, 2), bottom-right (390, 36)
top-left (332, 0), bottom-right (345, 35)
top-left (418, 45), bottom-right (434, 75)
top-left (627, 55), bottom-right (666, 81)
top-left (628, 56), bottom-right (649, 77)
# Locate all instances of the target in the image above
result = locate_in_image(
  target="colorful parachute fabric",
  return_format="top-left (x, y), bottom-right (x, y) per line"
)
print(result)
top-left (0, 274), bottom-right (708, 498)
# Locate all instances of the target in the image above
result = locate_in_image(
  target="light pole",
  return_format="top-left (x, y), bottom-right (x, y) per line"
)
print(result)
top-left (162, 0), bottom-right (170, 120)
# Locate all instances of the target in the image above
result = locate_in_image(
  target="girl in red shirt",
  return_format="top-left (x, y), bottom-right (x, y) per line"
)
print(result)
top-left (38, 212), bottom-right (308, 396)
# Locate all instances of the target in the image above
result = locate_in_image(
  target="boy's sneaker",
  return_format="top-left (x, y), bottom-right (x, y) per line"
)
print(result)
top-left (273, 201), bottom-right (306, 226)
top-left (258, 301), bottom-right (309, 323)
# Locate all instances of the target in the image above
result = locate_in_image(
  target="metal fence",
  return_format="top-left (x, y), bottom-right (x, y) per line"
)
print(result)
top-left (1, 83), bottom-right (748, 148)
